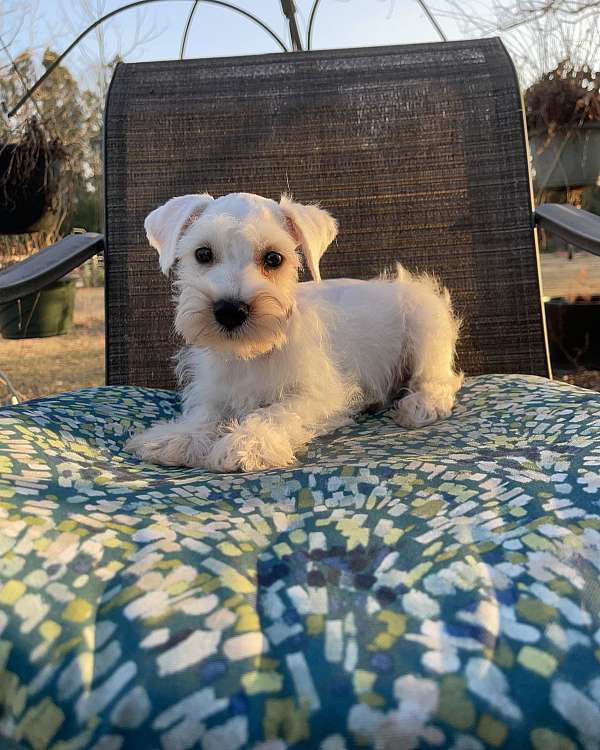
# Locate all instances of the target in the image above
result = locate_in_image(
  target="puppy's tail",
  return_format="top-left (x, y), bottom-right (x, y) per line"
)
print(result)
top-left (392, 261), bottom-right (462, 338)
top-left (393, 262), bottom-right (450, 301)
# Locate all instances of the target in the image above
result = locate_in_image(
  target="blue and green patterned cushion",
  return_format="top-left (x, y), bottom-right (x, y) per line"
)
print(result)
top-left (0, 374), bottom-right (599, 750)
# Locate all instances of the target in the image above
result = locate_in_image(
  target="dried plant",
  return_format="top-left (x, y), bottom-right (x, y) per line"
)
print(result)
top-left (525, 59), bottom-right (600, 138)
top-left (0, 224), bottom-right (63, 265)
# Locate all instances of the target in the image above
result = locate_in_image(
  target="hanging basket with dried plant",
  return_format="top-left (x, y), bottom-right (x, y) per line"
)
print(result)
top-left (0, 118), bottom-right (66, 234)
top-left (526, 61), bottom-right (600, 190)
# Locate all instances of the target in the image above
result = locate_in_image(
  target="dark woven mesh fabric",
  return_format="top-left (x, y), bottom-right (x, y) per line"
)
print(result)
top-left (104, 39), bottom-right (550, 389)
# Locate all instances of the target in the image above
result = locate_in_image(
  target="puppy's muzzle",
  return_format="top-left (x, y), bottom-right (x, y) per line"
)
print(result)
top-left (213, 299), bottom-right (249, 331)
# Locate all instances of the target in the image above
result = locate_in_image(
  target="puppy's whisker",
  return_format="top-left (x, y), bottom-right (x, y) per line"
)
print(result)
top-left (251, 291), bottom-right (287, 311)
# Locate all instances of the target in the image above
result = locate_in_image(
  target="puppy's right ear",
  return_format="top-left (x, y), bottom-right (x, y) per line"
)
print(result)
top-left (145, 193), bottom-right (214, 274)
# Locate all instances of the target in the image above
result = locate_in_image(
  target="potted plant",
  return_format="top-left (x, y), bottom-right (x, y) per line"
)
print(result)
top-left (526, 61), bottom-right (600, 190)
top-left (0, 228), bottom-right (78, 340)
top-left (0, 276), bottom-right (77, 339)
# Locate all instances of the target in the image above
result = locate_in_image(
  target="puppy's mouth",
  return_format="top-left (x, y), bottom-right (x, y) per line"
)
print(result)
top-left (176, 291), bottom-right (292, 358)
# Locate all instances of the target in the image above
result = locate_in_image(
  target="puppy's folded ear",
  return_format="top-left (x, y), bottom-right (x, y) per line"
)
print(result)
top-left (279, 195), bottom-right (338, 283)
top-left (145, 193), bottom-right (214, 274)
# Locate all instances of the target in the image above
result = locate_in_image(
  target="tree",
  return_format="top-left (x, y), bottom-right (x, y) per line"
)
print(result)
top-left (59, 0), bottom-right (161, 101)
top-left (48, 0), bottom-right (160, 234)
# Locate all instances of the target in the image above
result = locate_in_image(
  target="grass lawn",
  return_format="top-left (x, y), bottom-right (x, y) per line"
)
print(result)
top-left (540, 248), bottom-right (600, 299)
top-left (0, 287), bottom-right (104, 403)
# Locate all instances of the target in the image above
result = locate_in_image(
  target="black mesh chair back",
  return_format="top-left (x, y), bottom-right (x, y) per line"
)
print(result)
top-left (104, 39), bottom-right (550, 389)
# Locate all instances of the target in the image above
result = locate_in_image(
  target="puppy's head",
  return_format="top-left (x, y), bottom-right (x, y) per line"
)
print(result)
top-left (144, 191), bottom-right (337, 359)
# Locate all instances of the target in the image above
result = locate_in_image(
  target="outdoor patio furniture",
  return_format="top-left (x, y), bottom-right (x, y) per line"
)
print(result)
top-left (0, 39), bottom-right (600, 749)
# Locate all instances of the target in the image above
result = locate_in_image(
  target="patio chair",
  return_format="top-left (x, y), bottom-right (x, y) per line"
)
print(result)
top-left (1, 39), bottom-right (600, 749)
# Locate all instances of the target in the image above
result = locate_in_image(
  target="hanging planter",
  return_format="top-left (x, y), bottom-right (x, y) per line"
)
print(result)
top-left (526, 62), bottom-right (600, 191)
top-left (0, 119), bottom-right (65, 235)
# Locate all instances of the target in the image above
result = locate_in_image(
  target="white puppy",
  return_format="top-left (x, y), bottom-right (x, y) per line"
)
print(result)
top-left (126, 192), bottom-right (463, 472)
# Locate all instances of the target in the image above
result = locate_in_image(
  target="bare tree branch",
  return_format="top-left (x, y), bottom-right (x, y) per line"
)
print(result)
top-left (59, 0), bottom-right (165, 99)
top-left (435, 0), bottom-right (600, 85)
top-left (520, 0), bottom-right (600, 16)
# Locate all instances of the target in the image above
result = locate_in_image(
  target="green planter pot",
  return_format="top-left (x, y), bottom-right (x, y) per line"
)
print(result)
top-left (0, 277), bottom-right (76, 339)
top-left (531, 123), bottom-right (600, 189)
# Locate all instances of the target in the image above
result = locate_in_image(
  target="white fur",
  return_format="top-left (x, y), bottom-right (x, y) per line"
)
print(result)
top-left (127, 192), bottom-right (463, 472)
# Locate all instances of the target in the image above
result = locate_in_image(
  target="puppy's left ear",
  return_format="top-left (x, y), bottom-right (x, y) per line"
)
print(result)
top-left (145, 193), bottom-right (214, 275)
top-left (279, 195), bottom-right (338, 282)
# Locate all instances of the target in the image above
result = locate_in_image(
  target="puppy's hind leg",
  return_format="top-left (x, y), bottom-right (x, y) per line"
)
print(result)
top-left (391, 272), bottom-right (463, 429)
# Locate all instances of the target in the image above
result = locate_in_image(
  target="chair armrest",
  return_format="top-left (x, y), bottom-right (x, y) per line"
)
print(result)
top-left (0, 233), bottom-right (105, 304)
top-left (535, 204), bottom-right (600, 257)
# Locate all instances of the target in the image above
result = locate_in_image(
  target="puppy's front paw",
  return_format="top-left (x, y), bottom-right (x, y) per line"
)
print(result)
top-left (126, 422), bottom-right (216, 467)
top-left (391, 396), bottom-right (444, 428)
top-left (205, 422), bottom-right (295, 473)
top-left (391, 390), bottom-right (454, 429)
top-left (392, 374), bottom-right (463, 429)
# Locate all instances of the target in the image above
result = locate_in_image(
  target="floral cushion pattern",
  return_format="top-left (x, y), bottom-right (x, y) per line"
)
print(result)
top-left (0, 374), bottom-right (599, 750)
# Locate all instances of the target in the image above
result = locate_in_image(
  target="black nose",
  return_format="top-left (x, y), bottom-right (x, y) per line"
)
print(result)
top-left (213, 299), bottom-right (249, 330)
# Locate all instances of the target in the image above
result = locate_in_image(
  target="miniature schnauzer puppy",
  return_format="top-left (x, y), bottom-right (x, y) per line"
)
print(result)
top-left (126, 192), bottom-right (463, 472)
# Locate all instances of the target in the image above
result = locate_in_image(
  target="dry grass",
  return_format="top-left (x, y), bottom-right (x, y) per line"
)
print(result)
top-left (0, 287), bottom-right (104, 404)
top-left (540, 250), bottom-right (600, 299)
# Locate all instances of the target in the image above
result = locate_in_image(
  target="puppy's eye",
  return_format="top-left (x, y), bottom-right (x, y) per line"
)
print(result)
top-left (195, 247), bottom-right (213, 264)
top-left (263, 251), bottom-right (283, 269)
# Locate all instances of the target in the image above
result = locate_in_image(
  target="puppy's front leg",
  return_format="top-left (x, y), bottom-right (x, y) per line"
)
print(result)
top-left (204, 398), bottom-right (326, 473)
top-left (126, 407), bottom-right (219, 467)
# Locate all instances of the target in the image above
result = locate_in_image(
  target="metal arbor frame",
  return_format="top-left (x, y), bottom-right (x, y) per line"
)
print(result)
top-left (4, 0), bottom-right (448, 118)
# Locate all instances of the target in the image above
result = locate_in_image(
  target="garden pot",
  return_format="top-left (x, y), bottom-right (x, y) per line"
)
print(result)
top-left (531, 123), bottom-right (600, 190)
top-left (0, 144), bottom-right (59, 234)
top-left (0, 276), bottom-right (76, 339)
top-left (544, 295), bottom-right (600, 369)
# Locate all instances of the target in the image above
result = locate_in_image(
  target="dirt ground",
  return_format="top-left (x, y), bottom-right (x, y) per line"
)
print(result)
top-left (1, 249), bottom-right (600, 405)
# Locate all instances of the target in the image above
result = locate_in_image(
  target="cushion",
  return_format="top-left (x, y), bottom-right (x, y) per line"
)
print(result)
top-left (0, 374), bottom-right (599, 750)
